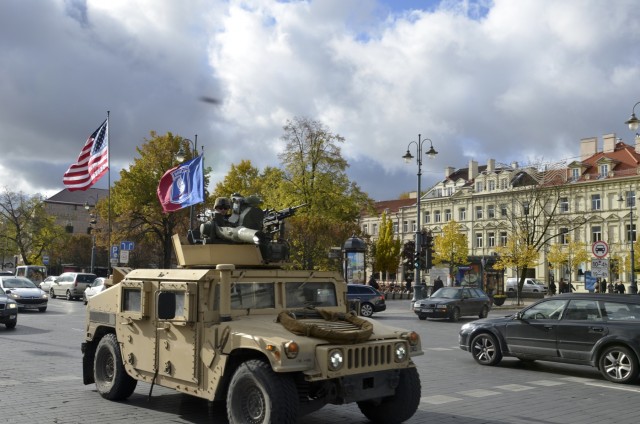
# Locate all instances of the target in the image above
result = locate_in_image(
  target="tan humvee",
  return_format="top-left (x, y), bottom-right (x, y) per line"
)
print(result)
top-left (82, 200), bottom-right (423, 424)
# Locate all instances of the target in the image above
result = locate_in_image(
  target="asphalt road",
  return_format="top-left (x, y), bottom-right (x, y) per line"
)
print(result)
top-left (1, 298), bottom-right (639, 423)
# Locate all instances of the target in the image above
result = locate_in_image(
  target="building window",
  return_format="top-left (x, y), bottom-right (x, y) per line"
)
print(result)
top-left (599, 164), bottom-right (609, 178)
top-left (487, 205), bottom-right (495, 219)
top-left (372, 223), bottom-right (378, 235)
top-left (500, 204), bottom-right (508, 217)
top-left (475, 206), bottom-right (483, 219)
top-left (475, 233), bottom-right (483, 248)
top-left (560, 197), bottom-right (569, 213)
top-left (411, 220), bottom-right (416, 232)
top-left (571, 168), bottom-right (580, 180)
top-left (444, 209), bottom-right (451, 221)
top-left (435, 188), bottom-right (442, 197)
top-left (434, 210), bottom-right (441, 223)
top-left (403, 221), bottom-right (408, 233)
top-left (500, 179), bottom-right (508, 189)
top-left (424, 212), bottom-right (430, 224)
top-left (488, 180), bottom-right (496, 191)
top-left (476, 181), bottom-right (484, 192)
top-left (559, 227), bottom-right (569, 244)
top-left (591, 194), bottom-right (601, 211)
top-left (500, 231), bottom-right (507, 246)
top-left (592, 225), bottom-right (602, 243)
top-left (488, 232), bottom-right (495, 247)
top-left (393, 222), bottom-right (399, 234)
top-left (445, 187), bottom-right (453, 196)
top-left (625, 224), bottom-right (637, 243)
top-left (362, 224), bottom-right (368, 234)
top-left (459, 207), bottom-right (466, 221)
top-left (626, 190), bottom-right (636, 208)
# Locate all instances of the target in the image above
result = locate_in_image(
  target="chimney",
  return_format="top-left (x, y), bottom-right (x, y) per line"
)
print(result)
top-left (486, 159), bottom-right (495, 172)
top-left (445, 166), bottom-right (455, 178)
top-left (580, 137), bottom-right (598, 161)
top-left (468, 160), bottom-right (478, 180)
top-left (511, 161), bottom-right (519, 169)
top-left (603, 133), bottom-right (616, 153)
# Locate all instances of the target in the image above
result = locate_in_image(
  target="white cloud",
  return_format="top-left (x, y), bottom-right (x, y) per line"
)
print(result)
top-left (1, 0), bottom-right (639, 201)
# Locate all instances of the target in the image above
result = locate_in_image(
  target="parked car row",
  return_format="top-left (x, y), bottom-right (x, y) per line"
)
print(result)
top-left (44, 272), bottom-right (97, 301)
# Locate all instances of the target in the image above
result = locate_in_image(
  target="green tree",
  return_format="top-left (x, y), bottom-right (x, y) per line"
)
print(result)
top-left (106, 132), bottom-right (210, 268)
top-left (212, 160), bottom-right (285, 208)
top-left (433, 220), bottom-right (469, 283)
top-left (277, 117), bottom-right (372, 270)
top-left (373, 211), bottom-right (401, 279)
top-left (0, 188), bottom-right (67, 265)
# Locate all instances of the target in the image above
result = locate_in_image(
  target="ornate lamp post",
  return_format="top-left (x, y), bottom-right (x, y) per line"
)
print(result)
top-left (618, 191), bottom-right (637, 294)
top-left (402, 134), bottom-right (438, 301)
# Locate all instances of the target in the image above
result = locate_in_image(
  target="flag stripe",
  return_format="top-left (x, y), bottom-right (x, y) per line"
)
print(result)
top-left (63, 119), bottom-right (109, 191)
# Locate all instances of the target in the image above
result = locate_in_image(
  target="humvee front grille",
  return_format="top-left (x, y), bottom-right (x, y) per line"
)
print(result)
top-left (345, 343), bottom-right (394, 369)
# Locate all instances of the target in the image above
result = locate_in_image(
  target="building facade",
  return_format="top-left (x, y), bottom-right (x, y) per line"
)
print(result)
top-left (361, 134), bottom-right (640, 292)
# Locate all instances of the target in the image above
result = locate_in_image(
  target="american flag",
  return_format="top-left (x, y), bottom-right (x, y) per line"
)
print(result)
top-left (63, 119), bottom-right (109, 191)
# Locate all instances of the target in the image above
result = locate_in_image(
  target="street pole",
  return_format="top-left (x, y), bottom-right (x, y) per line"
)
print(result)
top-left (403, 134), bottom-right (437, 302)
top-left (630, 198), bottom-right (637, 294)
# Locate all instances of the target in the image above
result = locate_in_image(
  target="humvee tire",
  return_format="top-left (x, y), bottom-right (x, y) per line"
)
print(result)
top-left (94, 333), bottom-right (137, 400)
top-left (356, 367), bottom-right (421, 424)
top-left (227, 359), bottom-right (298, 424)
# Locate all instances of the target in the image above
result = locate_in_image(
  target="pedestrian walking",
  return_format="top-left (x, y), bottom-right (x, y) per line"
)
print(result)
top-left (433, 276), bottom-right (444, 292)
top-left (368, 275), bottom-right (379, 290)
top-left (608, 281), bottom-right (615, 293)
top-left (600, 278), bottom-right (607, 294)
top-left (616, 281), bottom-right (626, 294)
top-left (548, 280), bottom-right (556, 295)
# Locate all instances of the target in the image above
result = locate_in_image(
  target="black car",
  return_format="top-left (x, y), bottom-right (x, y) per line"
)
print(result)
top-left (0, 288), bottom-right (18, 329)
top-left (347, 284), bottom-right (386, 317)
top-left (413, 286), bottom-right (492, 322)
top-left (459, 293), bottom-right (640, 384)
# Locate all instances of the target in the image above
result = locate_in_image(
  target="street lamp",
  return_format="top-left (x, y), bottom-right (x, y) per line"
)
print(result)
top-left (402, 134), bottom-right (438, 301)
top-left (175, 136), bottom-right (202, 234)
top-left (618, 191), bottom-right (638, 294)
top-left (84, 195), bottom-right (99, 274)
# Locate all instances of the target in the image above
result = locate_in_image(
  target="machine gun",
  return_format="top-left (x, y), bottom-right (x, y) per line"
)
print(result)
top-left (262, 203), bottom-right (308, 239)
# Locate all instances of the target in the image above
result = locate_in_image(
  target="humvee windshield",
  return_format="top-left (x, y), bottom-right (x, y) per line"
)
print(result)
top-left (285, 282), bottom-right (337, 308)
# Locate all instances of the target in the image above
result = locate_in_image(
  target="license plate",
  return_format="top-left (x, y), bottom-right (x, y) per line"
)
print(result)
top-left (23, 304), bottom-right (40, 309)
top-left (421, 307), bottom-right (434, 312)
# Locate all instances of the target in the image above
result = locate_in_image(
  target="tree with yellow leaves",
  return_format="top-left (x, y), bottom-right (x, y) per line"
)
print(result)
top-left (433, 220), bottom-right (469, 284)
top-left (494, 231), bottom-right (538, 304)
top-left (373, 211), bottom-right (402, 280)
top-left (547, 238), bottom-right (590, 291)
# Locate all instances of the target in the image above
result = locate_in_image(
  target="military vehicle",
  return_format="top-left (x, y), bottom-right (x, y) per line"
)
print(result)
top-left (82, 194), bottom-right (423, 423)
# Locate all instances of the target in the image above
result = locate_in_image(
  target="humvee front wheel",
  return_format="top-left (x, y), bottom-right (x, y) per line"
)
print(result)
top-left (357, 367), bottom-right (421, 424)
top-left (227, 359), bottom-right (298, 424)
top-left (94, 333), bottom-right (137, 400)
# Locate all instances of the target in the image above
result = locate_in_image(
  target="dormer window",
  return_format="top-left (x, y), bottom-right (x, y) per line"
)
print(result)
top-left (599, 164), bottom-right (609, 178)
top-left (571, 168), bottom-right (580, 180)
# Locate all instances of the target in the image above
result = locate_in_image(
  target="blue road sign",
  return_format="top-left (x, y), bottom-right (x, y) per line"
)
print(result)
top-left (120, 241), bottom-right (134, 251)
top-left (111, 245), bottom-right (119, 259)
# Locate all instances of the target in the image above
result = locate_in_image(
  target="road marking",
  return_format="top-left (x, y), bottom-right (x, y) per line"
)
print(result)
top-left (457, 389), bottom-right (502, 397)
top-left (0, 379), bottom-right (21, 386)
top-left (529, 379), bottom-right (567, 386)
top-left (583, 382), bottom-right (640, 393)
top-left (40, 376), bottom-right (82, 382)
top-left (420, 395), bottom-right (463, 405)
top-left (425, 347), bottom-right (454, 351)
top-left (559, 376), bottom-right (598, 383)
top-left (494, 384), bottom-right (535, 391)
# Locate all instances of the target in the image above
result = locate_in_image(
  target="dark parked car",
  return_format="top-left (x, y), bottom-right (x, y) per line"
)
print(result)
top-left (413, 286), bottom-right (492, 322)
top-left (347, 284), bottom-right (386, 317)
top-left (0, 288), bottom-right (18, 329)
top-left (459, 293), bottom-right (640, 384)
top-left (0, 276), bottom-right (48, 312)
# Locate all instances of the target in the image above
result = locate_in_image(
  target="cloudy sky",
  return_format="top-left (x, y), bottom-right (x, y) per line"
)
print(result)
top-left (2, 0), bottom-right (640, 201)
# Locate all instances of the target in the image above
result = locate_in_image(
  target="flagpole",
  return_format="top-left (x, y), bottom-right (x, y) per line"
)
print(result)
top-left (107, 110), bottom-right (111, 277)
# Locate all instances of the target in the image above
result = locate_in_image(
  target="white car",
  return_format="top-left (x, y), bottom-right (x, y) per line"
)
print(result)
top-left (39, 275), bottom-right (59, 292)
top-left (49, 272), bottom-right (97, 301)
top-left (505, 277), bottom-right (548, 294)
top-left (83, 277), bottom-right (107, 304)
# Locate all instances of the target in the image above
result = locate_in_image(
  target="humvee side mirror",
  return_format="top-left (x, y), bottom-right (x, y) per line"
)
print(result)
top-left (158, 292), bottom-right (176, 320)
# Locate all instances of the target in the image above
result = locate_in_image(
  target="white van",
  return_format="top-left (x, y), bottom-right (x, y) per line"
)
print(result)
top-left (506, 277), bottom-right (547, 293)
top-left (15, 265), bottom-right (47, 285)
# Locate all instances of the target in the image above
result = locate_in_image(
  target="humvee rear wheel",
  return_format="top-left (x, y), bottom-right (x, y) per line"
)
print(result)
top-left (357, 367), bottom-right (421, 424)
top-left (94, 333), bottom-right (137, 400)
top-left (227, 359), bottom-right (298, 424)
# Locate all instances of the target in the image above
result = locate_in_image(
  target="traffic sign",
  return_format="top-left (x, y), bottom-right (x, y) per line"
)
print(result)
top-left (119, 250), bottom-right (130, 264)
top-left (120, 241), bottom-right (134, 251)
top-left (111, 245), bottom-right (119, 259)
top-left (592, 241), bottom-right (609, 258)
top-left (591, 258), bottom-right (610, 279)
top-left (43, 255), bottom-right (49, 265)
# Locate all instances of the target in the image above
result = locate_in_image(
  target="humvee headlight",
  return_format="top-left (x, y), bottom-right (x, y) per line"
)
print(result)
top-left (394, 343), bottom-right (408, 362)
top-left (402, 331), bottom-right (420, 346)
top-left (284, 341), bottom-right (299, 359)
top-left (328, 349), bottom-right (344, 371)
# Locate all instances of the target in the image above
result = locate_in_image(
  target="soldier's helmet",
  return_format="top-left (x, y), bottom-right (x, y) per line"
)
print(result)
top-left (214, 197), bottom-right (231, 211)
